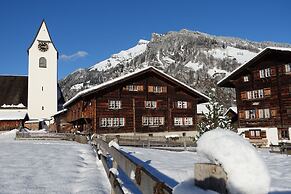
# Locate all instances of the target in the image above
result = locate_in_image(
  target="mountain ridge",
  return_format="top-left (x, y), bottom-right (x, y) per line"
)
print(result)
top-left (59, 29), bottom-right (291, 107)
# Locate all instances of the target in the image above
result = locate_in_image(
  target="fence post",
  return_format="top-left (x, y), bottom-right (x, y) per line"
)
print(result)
top-left (194, 163), bottom-right (227, 194)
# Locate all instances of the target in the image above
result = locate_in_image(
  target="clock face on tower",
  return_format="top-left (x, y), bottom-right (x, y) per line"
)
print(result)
top-left (38, 42), bottom-right (49, 52)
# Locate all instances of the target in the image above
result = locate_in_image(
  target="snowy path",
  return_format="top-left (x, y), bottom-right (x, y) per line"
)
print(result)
top-left (0, 131), bottom-right (110, 194)
top-left (121, 147), bottom-right (291, 193)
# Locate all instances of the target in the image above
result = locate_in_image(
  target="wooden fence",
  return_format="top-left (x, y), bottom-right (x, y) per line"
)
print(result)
top-left (15, 132), bottom-right (88, 144)
top-left (101, 135), bottom-right (196, 149)
top-left (91, 137), bottom-right (173, 194)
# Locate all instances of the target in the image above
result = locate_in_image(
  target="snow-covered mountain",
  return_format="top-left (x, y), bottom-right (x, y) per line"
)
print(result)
top-left (59, 29), bottom-right (291, 106)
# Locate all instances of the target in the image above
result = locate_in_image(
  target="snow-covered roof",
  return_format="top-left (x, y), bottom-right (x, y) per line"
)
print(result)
top-left (197, 103), bottom-right (210, 114)
top-left (223, 106), bottom-right (238, 117)
top-left (0, 110), bottom-right (28, 121)
top-left (218, 47), bottom-right (291, 87)
top-left (53, 109), bottom-right (67, 117)
top-left (64, 66), bottom-right (210, 107)
top-left (1, 103), bottom-right (26, 108)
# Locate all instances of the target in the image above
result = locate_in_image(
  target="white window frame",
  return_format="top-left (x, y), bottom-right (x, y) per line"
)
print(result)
top-left (184, 117), bottom-right (193, 126)
top-left (243, 76), bottom-right (249, 82)
top-left (258, 89), bottom-right (264, 98)
top-left (250, 110), bottom-right (256, 119)
top-left (285, 64), bottom-right (291, 73)
top-left (145, 101), bottom-right (157, 109)
top-left (265, 68), bottom-right (271, 77)
top-left (142, 116), bottom-right (164, 126)
top-left (153, 86), bottom-right (162, 93)
top-left (174, 117), bottom-right (183, 126)
top-left (177, 101), bottom-right (188, 109)
top-left (245, 110), bottom-right (250, 119)
top-left (109, 100), bottom-right (121, 109)
top-left (264, 109), bottom-right (270, 118)
top-left (100, 118), bottom-right (125, 127)
top-left (258, 109), bottom-right (264, 119)
top-left (260, 68), bottom-right (271, 78)
top-left (259, 69), bottom-right (265, 78)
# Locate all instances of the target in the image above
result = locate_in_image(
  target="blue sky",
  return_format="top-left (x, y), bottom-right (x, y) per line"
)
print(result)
top-left (0, 0), bottom-right (290, 79)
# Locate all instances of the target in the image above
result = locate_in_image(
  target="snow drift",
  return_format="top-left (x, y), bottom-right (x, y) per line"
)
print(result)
top-left (197, 128), bottom-right (270, 194)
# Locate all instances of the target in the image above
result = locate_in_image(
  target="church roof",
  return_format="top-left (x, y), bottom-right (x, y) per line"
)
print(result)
top-left (0, 75), bottom-right (28, 109)
top-left (27, 20), bottom-right (58, 57)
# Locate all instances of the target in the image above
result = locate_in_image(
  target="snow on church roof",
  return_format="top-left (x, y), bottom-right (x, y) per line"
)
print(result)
top-left (218, 47), bottom-right (291, 87)
top-left (0, 110), bottom-right (28, 121)
top-left (64, 66), bottom-right (210, 107)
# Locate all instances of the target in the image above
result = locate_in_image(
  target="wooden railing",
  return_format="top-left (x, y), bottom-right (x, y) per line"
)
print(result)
top-left (91, 137), bottom-right (173, 194)
top-left (101, 134), bottom-right (196, 149)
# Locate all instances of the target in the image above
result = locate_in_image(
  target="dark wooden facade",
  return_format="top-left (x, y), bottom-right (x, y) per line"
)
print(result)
top-left (63, 67), bottom-right (208, 134)
top-left (0, 120), bottom-right (23, 131)
top-left (218, 48), bottom-right (291, 142)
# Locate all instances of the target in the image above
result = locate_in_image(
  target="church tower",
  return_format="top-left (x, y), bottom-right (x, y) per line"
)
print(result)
top-left (28, 20), bottom-right (58, 120)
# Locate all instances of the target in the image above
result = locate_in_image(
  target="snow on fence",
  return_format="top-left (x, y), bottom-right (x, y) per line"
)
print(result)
top-left (194, 163), bottom-right (227, 194)
top-left (15, 131), bottom-right (88, 144)
top-left (91, 137), bottom-right (173, 194)
top-left (101, 134), bottom-right (196, 149)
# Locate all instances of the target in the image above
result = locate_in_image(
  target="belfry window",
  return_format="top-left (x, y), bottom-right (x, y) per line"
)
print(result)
top-left (39, 57), bottom-right (47, 68)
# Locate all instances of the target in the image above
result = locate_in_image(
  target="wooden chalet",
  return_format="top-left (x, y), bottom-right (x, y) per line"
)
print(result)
top-left (0, 76), bottom-right (28, 130)
top-left (218, 47), bottom-right (291, 146)
top-left (62, 66), bottom-right (209, 135)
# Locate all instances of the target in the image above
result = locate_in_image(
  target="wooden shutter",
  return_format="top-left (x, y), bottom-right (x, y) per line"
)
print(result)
top-left (271, 68), bottom-right (276, 76)
top-left (239, 110), bottom-right (245, 119)
top-left (264, 88), bottom-right (271, 96)
top-left (245, 131), bottom-right (250, 138)
top-left (271, 109), bottom-right (277, 117)
top-left (255, 109), bottom-right (259, 119)
top-left (261, 130), bottom-right (267, 138)
top-left (162, 86), bottom-right (167, 93)
top-left (137, 85), bottom-right (143, 91)
top-left (240, 91), bottom-right (247, 100)
top-left (148, 86), bottom-right (153, 92)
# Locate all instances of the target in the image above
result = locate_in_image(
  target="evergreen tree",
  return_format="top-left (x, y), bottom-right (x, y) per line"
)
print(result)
top-left (197, 89), bottom-right (232, 138)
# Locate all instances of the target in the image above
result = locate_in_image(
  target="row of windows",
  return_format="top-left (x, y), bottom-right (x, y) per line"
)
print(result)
top-left (100, 118), bottom-right (125, 127)
top-left (108, 100), bottom-right (190, 109)
top-left (243, 63), bottom-right (291, 82)
top-left (123, 85), bottom-right (167, 93)
top-left (243, 109), bottom-right (270, 119)
top-left (99, 117), bottom-right (194, 127)
top-left (246, 129), bottom-right (289, 140)
top-left (174, 117), bottom-right (193, 126)
top-left (240, 88), bottom-right (271, 100)
top-left (142, 117), bottom-right (164, 126)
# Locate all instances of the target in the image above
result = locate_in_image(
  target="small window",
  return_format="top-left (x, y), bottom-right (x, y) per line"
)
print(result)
top-left (285, 64), bottom-right (291, 73)
top-left (41, 86), bottom-right (44, 91)
top-left (39, 57), bottom-right (47, 68)
top-left (278, 128), bottom-right (289, 140)
top-left (243, 76), bottom-right (249, 82)
top-left (249, 129), bottom-right (261, 138)
top-left (42, 106), bottom-right (44, 110)
top-left (177, 101), bottom-right (188, 109)
top-left (123, 85), bottom-right (144, 91)
top-left (145, 101), bottom-right (157, 109)
top-left (148, 86), bottom-right (167, 93)
top-left (108, 100), bottom-right (121, 109)
top-left (174, 117), bottom-right (183, 126)
top-left (259, 68), bottom-right (271, 78)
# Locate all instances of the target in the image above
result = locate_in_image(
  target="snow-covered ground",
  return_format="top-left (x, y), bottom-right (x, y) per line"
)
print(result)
top-left (0, 130), bottom-right (110, 194)
top-left (121, 146), bottom-right (291, 194)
